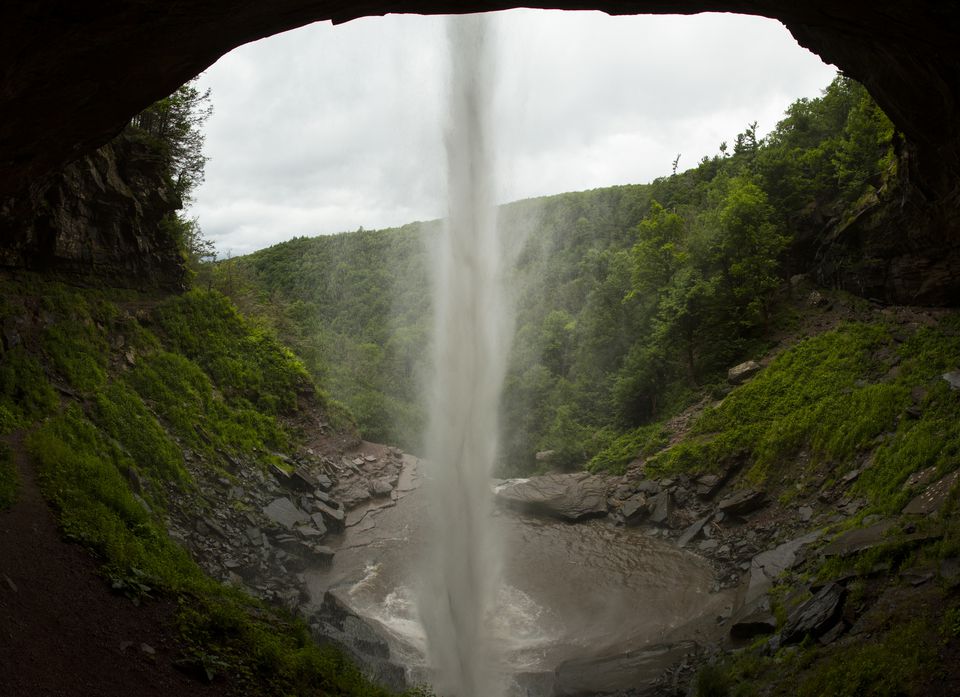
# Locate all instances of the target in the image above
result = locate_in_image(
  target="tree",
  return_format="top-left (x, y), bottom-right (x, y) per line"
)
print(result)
top-left (130, 78), bottom-right (213, 203)
top-left (711, 177), bottom-right (789, 329)
top-left (131, 78), bottom-right (216, 286)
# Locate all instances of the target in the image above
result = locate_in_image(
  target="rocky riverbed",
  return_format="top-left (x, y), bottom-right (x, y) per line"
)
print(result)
top-left (157, 413), bottom-right (960, 696)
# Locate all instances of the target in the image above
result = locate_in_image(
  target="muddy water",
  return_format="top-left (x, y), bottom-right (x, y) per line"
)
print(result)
top-left (306, 458), bottom-right (733, 694)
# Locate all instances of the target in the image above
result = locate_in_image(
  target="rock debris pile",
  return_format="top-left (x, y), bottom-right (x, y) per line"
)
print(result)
top-left (163, 441), bottom-right (407, 614)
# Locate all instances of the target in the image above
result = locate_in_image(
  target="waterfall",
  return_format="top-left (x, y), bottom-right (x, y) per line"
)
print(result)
top-left (418, 13), bottom-right (508, 697)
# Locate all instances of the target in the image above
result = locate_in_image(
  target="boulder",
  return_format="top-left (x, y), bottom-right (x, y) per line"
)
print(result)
top-left (718, 488), bottom-right (767, 516)
top-left (647, 490), bottom-right (672, 526)
top-left (309, 591), bottom-right (407, 692)
top-left (314, 500), bottom-right (346, 531)
top-left (694, 473), bottom-right (723, 499)
top-left (745, 530), bottom-right (823, 606)
top-left (262, 497), bottom-right (309, 530)
top-left (287, 468), bottom-right (316, 492)
top-left (494, 473), bottom-right (610, 522)
top-left (369, 478), bottom-right (393, 497)
top-left (676, 515), bottom-right (711, 549)
top-left (620, 493), bottom-right (648, 525)
top-left (339, 481), bottom-right (372, 509)
top-left (728, 360), bottom-right (761, 384)
top-left (781, 583), bottom-right (845, 644)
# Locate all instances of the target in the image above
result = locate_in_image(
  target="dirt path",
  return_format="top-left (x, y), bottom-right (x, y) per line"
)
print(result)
top-left (0, 433), bottom-right (219, 697)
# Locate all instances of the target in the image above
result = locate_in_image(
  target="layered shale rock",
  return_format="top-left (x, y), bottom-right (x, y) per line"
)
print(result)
top-left (0, 133), bottom-right (185, 289)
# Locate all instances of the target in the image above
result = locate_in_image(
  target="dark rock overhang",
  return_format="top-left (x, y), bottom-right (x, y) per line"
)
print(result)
top-left (2, 2), bottom-right (959, 205)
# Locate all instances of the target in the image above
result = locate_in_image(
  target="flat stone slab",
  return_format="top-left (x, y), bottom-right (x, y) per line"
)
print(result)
top-left (495, 473), bottom-right (610, 522)
top-left (728, 360), bottom-right (761, 384)
top-left (746, 529), bottom-right (823, 605)
top-left (555, 641), bottom-right (697, 696)
top-left (718, 488), bottom-right (767, 516)
top-left (902, 470), bottom-right (960, 515)
top-left (262, 497), bottom-right (309, 530)
top-left (676, 515), bottom-right (711, 549)
top-left (821, 520), bottom-right (896, 557)
top-left (781, 582), bottom-right (845, 644)
top-left (621, 493), bottom-right (648, 525)
top-left (314, 500), bottom-right (346, 531)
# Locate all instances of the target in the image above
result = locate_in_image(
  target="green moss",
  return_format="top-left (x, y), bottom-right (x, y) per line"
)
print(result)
top-left (0, 346), bottom-right (58, 434)
top-left (128, 351), bottom-right (288, 457)
top-left (27, 406), bottom-right (195, 585)
top-left (41, 319), bottom-right (109, 393)
top-left (854, 342), bottom-right (960, 514)
top-left (152, 290), bottom-right (313, 415)
top-left (587, 422), bottom-right (670, 474)
top-left (642, 315), bottom-right (959, 517)
top-left (0, 442), bottom-right (16, 510)
top-left (91, 380), bottom-right (187, 484)
top-left (26, 404), bottom-right (406, 696)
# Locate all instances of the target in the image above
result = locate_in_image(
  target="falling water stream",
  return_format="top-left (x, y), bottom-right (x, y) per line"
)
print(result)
top-left (418, 15), bottom-right (507, 697)
top-left (305, 15), bottom-right (736, 696)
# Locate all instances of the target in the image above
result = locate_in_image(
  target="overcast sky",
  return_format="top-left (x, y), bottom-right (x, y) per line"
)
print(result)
top-left (188, 10), bottom-right (836, 256)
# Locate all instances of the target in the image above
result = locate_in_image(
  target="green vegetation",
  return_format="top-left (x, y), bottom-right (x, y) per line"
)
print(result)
top-left (696, 614), bottom-right (939, 697)
top-left (0, 346), bottom-right (58, 434)
top-left (647, 316), bottom-right (960, 514)
top-left (0, 274), bottom-right (409, 696)
top-left (128, 78), bottom-right (216, 279)
top-left (219, 74), bottom-right (896, 476)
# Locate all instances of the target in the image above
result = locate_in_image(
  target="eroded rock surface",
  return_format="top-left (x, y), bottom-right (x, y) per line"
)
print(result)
top-left (495, 472), bottom-right (611, 521)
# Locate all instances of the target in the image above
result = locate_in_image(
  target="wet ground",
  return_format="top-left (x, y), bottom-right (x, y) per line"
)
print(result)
top-left (305, 456), bottom-right (734, 694)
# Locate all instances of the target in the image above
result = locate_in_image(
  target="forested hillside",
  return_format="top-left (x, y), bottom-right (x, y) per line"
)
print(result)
top-left (219, 74), bottom-right (895, 474)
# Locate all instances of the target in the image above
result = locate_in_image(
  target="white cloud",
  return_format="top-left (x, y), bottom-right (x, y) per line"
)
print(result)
top-left (188, 10), bottom-right (836, 256)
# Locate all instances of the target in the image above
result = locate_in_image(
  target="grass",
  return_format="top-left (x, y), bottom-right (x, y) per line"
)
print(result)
top-left (796, 618), bottom-right (936, 697)
top-left (587, 422), bottom-right (670, 474)
top-left (1, 274), bottom-right (419, 696)
top-left (642, 318), bottom-right (960, 514)
top-left (92, 379), bottom-right (187, 485)
top-left (0, 346), bottom-right (58, 434)
top-left (26, 405), bottom-right (414, 695)
top-left (152, 290), bottom-right (314, 415)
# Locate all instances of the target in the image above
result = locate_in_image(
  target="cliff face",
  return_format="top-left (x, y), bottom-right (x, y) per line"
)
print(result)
top-left (0, 133), bottom-right (185, 290)
top-left (813, 187), bottom-right (960, 306)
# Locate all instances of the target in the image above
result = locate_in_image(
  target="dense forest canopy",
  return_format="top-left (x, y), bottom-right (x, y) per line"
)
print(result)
top-left (215, 74), bottom-right (894, 475)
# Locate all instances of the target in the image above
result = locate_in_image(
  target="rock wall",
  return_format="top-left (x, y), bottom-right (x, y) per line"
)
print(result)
top-left (0, 133), bottom-right (185, 290)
